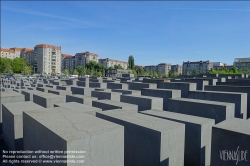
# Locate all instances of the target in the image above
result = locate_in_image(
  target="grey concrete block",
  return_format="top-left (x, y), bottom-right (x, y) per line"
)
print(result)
top-left (21, 90), bottom-right (42, 101)
top-left (0, 91), bottom-right (25, 133)
top-left (107, 82), bottom-right (128, 89)
top-left (96, 110), bottom-right (185, 166)
top-left (171, 79), bottom-right (209, 90)
top-left (205, 85), bottom-right (250, 119)
top-left (141, 88), bottom-right (181, 110)
top-left (91, 91), bottom-right (121, 102)
top-left (54, 102), bottom-right (102, 116)
top-left (89, 82), bottom-right (107, 88)
top-left (23, 108), bottom-right (124, 166)
top-left (48, 89), bottom-right (72, 96)
top-left (66, 94), bottom-right (98, 106)
top-left (120, 94), bottom-right (163, 111)
top-left (33, 93), bottom-right (66, 108)
top-left (71, 86), bottom-right (95, 96)
top-left (187, 90), bottom-right (247, 119)
top-left (168, 98), bottom-right (235, 124)
top-left (211, 118), bottom-right (250, 166)
top-left (158, 82), bottom-right (197, 97)
top-left (125, 82), bottom-right (157, 90)
top-left (56, 85), bottom-right (71, 91)
top-left (111, 89), bottom-right (141, 95)
top-left (140, 109), bottom-right (215, 166)
top-left (92, 100), bottom-right (138, 112)
top-left (2, 101), bottom-right (43, 150)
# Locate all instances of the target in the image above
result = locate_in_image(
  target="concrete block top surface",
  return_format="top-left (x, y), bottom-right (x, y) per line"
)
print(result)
top-left (55, 102), bottom-right (101, 111)
top-left (160, 82), bottom-right (197, 85)
top-left (142, 88), bottom-right (181, 92)
top-left (69, 94), bottom-right (98, 99)
top-left (170, 97), bottom-right (235, 106)
top-left (3, 101), bottom-right (43, 115)
top-left (24, 108), bottom-right (123, 141)
top-left (94, 99), bottom-right (137, 107)
top-left (1, 91), bottom-right (24, 97)
top-left (191, 90), bottom-right (247, 96)
top-left (34, 92), bottom-right (64, 98)
top-left (97, 110), bottom-right (184, 132)
top-left (141, 109), bottom-right (215, 125)
top-left (122, 94), bottom-right (162, 100)
top-left (213, 118), bottom-right (250, 135)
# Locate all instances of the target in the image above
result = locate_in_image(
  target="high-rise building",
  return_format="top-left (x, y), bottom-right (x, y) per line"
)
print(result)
top-left (171, 64), bottom-right (183, 75)
top-left (34, 44), bottom-right (62, 75)
top-left (75, 52), bottom-right (98, 68)
top-left (182, 60), bottom-right (213, 75)
top-left (98, 58), bottom-right (128, 69)
top-left (61, 54), bottom-right (75, 72)
top-left (233, 58), bottom-right (250, 71)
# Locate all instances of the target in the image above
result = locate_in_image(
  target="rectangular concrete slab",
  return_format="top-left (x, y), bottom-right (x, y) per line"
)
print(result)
top-left (54, 102), bottom-right (102, 116)
top-left (211, 118), bottom-right (250, 166)
top-left (91, 91), bottom-right (121, 102)
top-left (205, 85), bottom-right (250, 119)
top-left (66, 94), bottom-right (98, 106)
top-left (141, 88), bottom-right (181, 111)
top-left (168, 98), bottom-right (235, 124)
top-left (96, 110), bottom-right (185, 166)
top-left (23, 108), bottom-right (124, 166)
top-left (2, 101), bottom-right (43, 150)
top-left (111, 89), bottom-right (141, 95)
top-left (120, 94), bottom-right (163, 111)
top-left (92, 100), bottom-right (138, 112)
top-left (140, 109), bottom-right (215, 166)
top-left (158, 82), bottom-right (197, 97)
top-left (187, 90), bottom-right (247, 119)
top-left (33, 92), bottom-right (66, 108)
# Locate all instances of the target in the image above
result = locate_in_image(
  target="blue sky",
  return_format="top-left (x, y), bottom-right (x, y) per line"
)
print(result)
top-left (1, 1), bottom-right (250, 66)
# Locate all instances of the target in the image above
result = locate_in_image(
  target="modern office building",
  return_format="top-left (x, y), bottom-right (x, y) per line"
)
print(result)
top-left (233, 58), bottom-right (250, 71)
top-left (171, 64), bottom-right (183, 75)
top-left (61, 54), bottom-right (75, 72)
top-left (75, 52), bottom-right (98, 68)
top-left (182, 60), bottom-right (213, 75)
top-left (34, 44), bottom-right (62, 75)
top-left (98, 58), bottom-right (128, 69)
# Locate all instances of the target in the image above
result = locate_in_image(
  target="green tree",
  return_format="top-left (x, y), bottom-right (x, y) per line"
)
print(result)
top-left (23, 65), bottom-right (32, 75)
top-left (132, 70), bottom-right (137, 77)
top-left (162, 73), bottom-right (168, 78)
top-left (136, 67), bottom-right (144, 75)
top-left (128, 55), bottom-right (135, 70)
top-left (73, 69), bottom-right (78, 75)
top-left (76, 66), bottom-right (85, 76)
top-left (153, 71), bottom-right (158, 78)
top-left (4, 63), bottom-right (13, 74)
top-left (86, 60), bottom-right (98, 71)
top-left (64, 69), bottom-right (69, 76)
top-left (193, 70), bottom-right (197, 76)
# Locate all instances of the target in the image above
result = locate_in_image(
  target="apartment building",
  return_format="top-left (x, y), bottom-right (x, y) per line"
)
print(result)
top-left (213, 62), bottom-right (224, 67)
top-left (61, 54), bottom-right (75, 72)
top-left (213, 65), bottom-right (234, 70)
top-left (157, 63), bottom-right (171, 75)
top-left (75, 52), bottom-right (98, 68)
top-left (171, 64), bottom-right (183, 75)
top-left (98, 58), bottom-right (128, 69)
top-left (9, 47), bottom-right (22, 58)
top-left (34, 44), bottom-right (61, 75)
top-left (182, 60), bottom-right (213, 75)
top-left (233, 58), bottom-right (250, 71)
top-left (144, 63), bottom-right (171, 75)
top-left (0, 48), bottom-right (17, 59)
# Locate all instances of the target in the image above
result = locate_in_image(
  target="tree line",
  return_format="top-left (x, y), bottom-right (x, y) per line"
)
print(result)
top-left (0, 57), bottom-right (32, 75)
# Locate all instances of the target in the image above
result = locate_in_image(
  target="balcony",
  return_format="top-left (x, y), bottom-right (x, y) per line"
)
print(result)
top-left (52, 49), bottom-right (56, 54)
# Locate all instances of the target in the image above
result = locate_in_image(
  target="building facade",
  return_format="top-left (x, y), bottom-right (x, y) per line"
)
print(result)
top-left (0, 48), bottom-right (20, 59)
top-left (213, 62), bottom-right (224, 67)
top-left (213, 65), bottom-right (234, 70)
top-left (61, 54), bottom-right (75, 72)
top-left (171, 64), bottom-right (183, 75)
top-left (182, 60), bottom-right (213, 75)
top-left (98, 58), bottom-right (128, 69)
top-left (233, 58), bottom-right (250, 71)
top-left (144, 65), bottom-right (157, 72)
top-left (157, 63), bottom-right (171, 75)
top-left (34, 44), bottom-right (62, 75)
top-left (75, 52), bottom-right (98, 68)
top-left (9, 47), bottom-right (22, 58)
